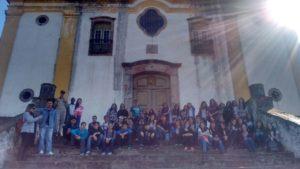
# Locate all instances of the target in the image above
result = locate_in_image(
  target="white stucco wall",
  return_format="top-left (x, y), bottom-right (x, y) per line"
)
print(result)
top-left (69, 12), bottom-right (117, 123)
top-left (0, 12), bottom-right (63, 117)
top-left (238, 15), bottom-right (300, 115)
top-left (69, 8), bottom-right (228, 122)
top-left (125, 10), bottom-right (205, 109)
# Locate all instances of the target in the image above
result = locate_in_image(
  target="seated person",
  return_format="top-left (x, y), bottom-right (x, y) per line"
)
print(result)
top-left (171, 120), bottom-right (182, 145)
top-left (198, 122), bottom-right (211, 153)
top-left (102, 123), bottom-right (116, 155)
top-left (140, 123), bottom-right (157, 146)
top-left (137, 118), bottom-right (146, 145)
top-left (228, 118), bottom-right (242, 148)
top-left (266, 123), bottom-right (281, 152)
top-left (209, 122), bottom-right (225, 153)
top-left (242, 124), bottom-right (256, 152)
top-left (88, 115), bottom-right (100, 132)
top-left (102, 115), bottom-right (109, 131)
top-left (116, 123), bottom-right (132, 147)
top-left (63, 117), bottom-right (78, 145)
top-left (182, 120), bottom-right (195, 151)
top-left (219, 122), bottom-right (229, 148)
top-left (86, 122), bottom-right (104, 154)
top-left (71, 122), bottom-right (89, 155)
top-left (254, 120), bottom-right (266, 147)
top-left (156, 116), bottom-right (171, 142)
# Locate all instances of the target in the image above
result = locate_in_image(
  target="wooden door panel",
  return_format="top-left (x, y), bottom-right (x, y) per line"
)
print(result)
top-left (133, 74), bottom-right (171, 110)
top-left (152, 89), bottom-right (169, 112)
top-left (135, 90), bottom-right (150, 109)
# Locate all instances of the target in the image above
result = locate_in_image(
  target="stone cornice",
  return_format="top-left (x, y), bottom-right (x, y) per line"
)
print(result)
top-left (8, 0), bottom-right (190, 4)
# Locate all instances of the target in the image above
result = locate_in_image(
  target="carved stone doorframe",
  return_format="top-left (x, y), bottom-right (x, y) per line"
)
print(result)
top-left (122, 59), bottom-right (181, 109)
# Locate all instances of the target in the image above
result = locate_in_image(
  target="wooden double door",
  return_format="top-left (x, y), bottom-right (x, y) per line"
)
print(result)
top-left (133, 73), bottom-right (171, 112)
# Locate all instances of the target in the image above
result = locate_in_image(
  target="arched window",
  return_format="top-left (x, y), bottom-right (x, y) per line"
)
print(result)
top-left (89, 17), bottom-right (115, 55)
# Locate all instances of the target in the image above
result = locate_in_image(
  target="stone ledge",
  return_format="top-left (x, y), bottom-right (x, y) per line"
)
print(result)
top-left (267, 108), bottom-right (300, 126)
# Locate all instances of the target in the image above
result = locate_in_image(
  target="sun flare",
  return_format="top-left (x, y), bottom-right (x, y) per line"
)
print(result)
top-left (267, 0), bottom-right (300, 36)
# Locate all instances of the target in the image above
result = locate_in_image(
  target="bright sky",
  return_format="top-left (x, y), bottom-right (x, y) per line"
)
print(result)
top-left (0, 0), bottom-right (8, 38)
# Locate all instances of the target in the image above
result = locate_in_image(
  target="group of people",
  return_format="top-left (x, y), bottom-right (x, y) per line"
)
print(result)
top-left (18, 90), bottom-right (282, 160)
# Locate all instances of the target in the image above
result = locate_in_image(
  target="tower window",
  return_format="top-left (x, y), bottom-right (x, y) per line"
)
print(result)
top-left (89, 17), bottom-right (115, 56)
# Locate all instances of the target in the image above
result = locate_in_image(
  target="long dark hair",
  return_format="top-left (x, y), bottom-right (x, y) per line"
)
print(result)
top-left (75, 98), bottom-right (82, 109)
top-left (25, 103), bottom-right (36, 114)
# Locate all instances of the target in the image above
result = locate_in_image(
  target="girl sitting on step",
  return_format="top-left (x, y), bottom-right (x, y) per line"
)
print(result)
top-left (265, 122), bottom-right (281, 152)
top-left (198, 122), bottom-right (211, 153)
top-left (181, 120), bottom-right (195, 151)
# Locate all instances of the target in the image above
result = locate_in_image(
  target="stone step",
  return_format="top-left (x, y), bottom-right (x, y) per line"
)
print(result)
top-left (4, 145), bottom-right (299, 169)
top-left (4, 161), bottom-right (300, 169)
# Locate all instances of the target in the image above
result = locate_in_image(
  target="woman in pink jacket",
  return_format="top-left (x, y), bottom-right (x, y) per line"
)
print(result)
top-left (74, 98), bottom-right (84, 128)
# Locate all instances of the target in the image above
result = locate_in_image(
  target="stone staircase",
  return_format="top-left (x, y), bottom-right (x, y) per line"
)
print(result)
top-left (3, 144), bottom-right (300, 169)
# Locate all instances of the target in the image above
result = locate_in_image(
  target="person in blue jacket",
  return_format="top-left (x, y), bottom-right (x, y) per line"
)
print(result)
top-left (71, 122), bottom-right (89, 155)
top-left (38, 99), bottom-right (57, 155)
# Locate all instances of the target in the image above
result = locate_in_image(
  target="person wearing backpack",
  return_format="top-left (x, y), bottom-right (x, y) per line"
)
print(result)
top-left (18, 103), bottom-right (43, 160)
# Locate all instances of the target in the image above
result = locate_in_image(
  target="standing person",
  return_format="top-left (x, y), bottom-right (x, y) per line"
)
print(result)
top-left (208, 99), bottom-right (219, 120)
top-left (160, 103), bottom-right (170, 122)
top-left (107, 103), bottom-right (118, 124)
top-left (170, 104), bottom-right (180, 122)
top-left (131, 99), bottom-right (142, 119)
top-left (238, 98), bottom-right (247, 118)
top-left (223, 101), bottom-right (234, 125)
top-left (198, 101), bottom-right (209, 121)
top-left (187, 103), bottom-right (195, 118)
top-left (39, 99), bottom-right (57, 155)
top-left (74, 98), bottom-right (84, 128)
top-left (66, 97), bottom-right (76, 123)
top-left (56, 90), bottom-right (67, 136)
top-left (117, 103), bottom-right (129, 120)
top-left (18, 104), bottom-right (43, 160)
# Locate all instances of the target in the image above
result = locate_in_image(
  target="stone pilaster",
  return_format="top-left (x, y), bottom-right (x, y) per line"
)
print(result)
top-left (114, 6), bottom-right (128, 91)
top-left (224, 16), bottom-right (250, 100)
top-left (0, 7), bottom-right (23, 98)
top-left (53, 7), bottom-right (79, 97)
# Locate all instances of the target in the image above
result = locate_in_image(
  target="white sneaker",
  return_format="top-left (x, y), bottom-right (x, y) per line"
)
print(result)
top-left (108, 152), bottom-right (112, 156)
top-left (80, 153), bottom-right (84, 156)
top-left (101, 152), bottom-right (106, 156)
top-left (47, 151), bottom-right (54, 156)
top-left (86, 151), bottom-right (91, 154)
top-left (39, 150), bottom-right (44, 155)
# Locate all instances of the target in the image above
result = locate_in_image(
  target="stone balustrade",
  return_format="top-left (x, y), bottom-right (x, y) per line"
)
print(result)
top-left (247, 83), bottom-right (300, 158)
top-left (0, 115), bottom-right (21, 169)
top-left (257, 108), bottom-right (300, 158)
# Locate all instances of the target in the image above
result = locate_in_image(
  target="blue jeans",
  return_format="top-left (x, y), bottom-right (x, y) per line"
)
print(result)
top-left (156, 128), bottom-right (170, 141)
top-left (213, 139), bottom-right (225, 153)
top-left (87, 135), bottom-right (102, 152)
top-left (39, 126), bottom-right (54, 153)
top-left (200, 139), bottom-right (209, 153)
top-left (103, 138), bottom-right (114, 153)
top-left (76, 116), bottom-right (81, 128)
top-left (245, 138), bottom-right (256, 152)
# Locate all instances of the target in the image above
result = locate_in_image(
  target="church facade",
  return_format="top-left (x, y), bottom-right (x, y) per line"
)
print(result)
top-left (0, 0), bottom-right (300, 121)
